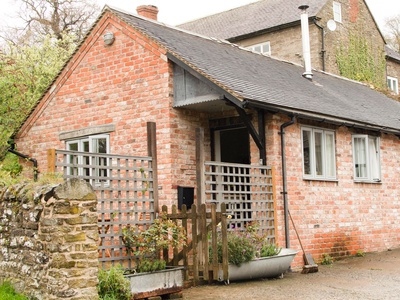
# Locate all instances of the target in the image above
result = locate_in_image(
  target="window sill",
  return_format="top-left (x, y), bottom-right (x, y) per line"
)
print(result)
top-left (303, 177), bottom-right (338, 182)
top-left (354, 180), bottom-right (382, 184)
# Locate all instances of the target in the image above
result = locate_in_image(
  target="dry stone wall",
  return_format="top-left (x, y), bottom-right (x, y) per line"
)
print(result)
top-left (0, 178), bottom-right (99, 300)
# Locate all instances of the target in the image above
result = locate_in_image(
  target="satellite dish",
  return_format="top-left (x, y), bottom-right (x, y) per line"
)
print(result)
top-left (327, 19), bottom-right (337, 31)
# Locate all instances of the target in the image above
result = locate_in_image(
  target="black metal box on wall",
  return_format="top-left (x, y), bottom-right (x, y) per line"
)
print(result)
top-left (177, 186), bottom-right (194, 210)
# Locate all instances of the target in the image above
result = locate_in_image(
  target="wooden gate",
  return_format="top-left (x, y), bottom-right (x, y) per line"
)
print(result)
top-left (163, 203), bottom-right (229, 284)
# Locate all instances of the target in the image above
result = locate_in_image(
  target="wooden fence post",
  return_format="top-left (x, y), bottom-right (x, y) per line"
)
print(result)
top-left (191, 204), bottom-right (198, 285)
top-left (221, 203), bottom-right (228, 281)
top-left (47, 149), bottom-right (56, 173)
top-left (147, 122), bottom-right (159, 214)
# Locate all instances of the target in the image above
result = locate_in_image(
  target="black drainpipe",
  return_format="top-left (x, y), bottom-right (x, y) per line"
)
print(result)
top-left (280, 115), bottom-right (296, 248)
top-left (313, 19), bottom-right (326, 72)
top-left (7, 148), bottom-right (38, 181)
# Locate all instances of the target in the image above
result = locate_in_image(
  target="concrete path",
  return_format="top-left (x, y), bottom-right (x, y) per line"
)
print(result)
top-left (183, 248), bottom-right (400, 300)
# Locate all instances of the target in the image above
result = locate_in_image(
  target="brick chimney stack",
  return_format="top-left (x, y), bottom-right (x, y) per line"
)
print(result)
top-left (136, 5), bottom-right (159, 21)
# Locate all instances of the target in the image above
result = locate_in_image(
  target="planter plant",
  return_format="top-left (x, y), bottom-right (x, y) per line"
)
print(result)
top-left (121, 214), bottom-right (187, 298)
top-left (213, 221), bottom-right (298, 282)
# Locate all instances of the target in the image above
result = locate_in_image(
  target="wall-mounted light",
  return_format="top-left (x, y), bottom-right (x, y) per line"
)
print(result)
top-left (103, 32), bottom-right (115, 45)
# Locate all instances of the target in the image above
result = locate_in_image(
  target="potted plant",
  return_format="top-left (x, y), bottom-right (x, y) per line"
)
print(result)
top-left (122, 214), bottom-right (187, 299)
top-left (213, 221), bottom-right (298, 282)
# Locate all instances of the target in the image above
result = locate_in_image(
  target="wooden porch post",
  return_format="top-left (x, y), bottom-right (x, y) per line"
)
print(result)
top-left (196, 128), bottom-right (205, 206)
top-left (47, 149), bottom-right (56, 173)
top-left (147, 122), bottom-right (159, 214)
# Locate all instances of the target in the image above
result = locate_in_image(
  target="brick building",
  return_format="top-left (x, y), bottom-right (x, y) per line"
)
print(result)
top-left (14, 5), bottom-right (400, 264)
top-left (180, 0), bottom-right (400, 95)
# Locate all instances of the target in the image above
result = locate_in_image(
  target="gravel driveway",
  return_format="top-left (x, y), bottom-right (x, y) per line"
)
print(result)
top-left (183, 248), bottom-right (400, 300)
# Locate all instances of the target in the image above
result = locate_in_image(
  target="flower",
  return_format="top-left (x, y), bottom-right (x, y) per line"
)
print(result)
top-left (210, 221), bottom-right (281, 267)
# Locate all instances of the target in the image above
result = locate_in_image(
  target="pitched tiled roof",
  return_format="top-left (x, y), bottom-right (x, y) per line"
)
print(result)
top-left (386, 45), bottom-right (400, 63)
top-left (177, 0), bottom-right (327, 40)
top-left (111, 7), bottom-right (400, 133)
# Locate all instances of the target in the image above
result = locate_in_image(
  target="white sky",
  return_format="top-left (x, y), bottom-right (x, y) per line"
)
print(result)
top-left (0, 0), bottom-right (399, 33)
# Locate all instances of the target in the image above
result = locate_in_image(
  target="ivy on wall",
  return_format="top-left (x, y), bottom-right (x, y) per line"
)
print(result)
top-left (336, 33), bottom-right (386, 89)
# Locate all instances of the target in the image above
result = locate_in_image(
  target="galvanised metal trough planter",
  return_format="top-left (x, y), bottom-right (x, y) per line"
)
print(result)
top-left (219, 248), bottom-right (298, 283)
top-left (125, 266), bottom-right (184, 299)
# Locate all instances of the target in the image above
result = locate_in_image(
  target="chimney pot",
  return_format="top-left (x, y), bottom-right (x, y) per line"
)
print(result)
top-left (137, 5), bottom-right (159, 21)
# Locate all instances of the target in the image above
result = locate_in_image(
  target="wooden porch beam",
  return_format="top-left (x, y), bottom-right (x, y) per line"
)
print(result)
top-left (233, 103), bottom-right (266, 163)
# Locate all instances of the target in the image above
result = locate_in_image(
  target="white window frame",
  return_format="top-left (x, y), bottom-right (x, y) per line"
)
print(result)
top-left (247, 41), bottom-right (271, 56)
top-left (387, 76), bottom-right (399, 94)
top-left (301, 127), bottom-right (336, 180)
top-left (66, 134), bottom-right (110, 185)
top-left (333, 1), bottom-right (342, 23)
top-left (352, 135), bottom-right (381, 182)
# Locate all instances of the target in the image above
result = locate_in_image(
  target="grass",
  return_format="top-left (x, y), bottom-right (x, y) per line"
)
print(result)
top-left (0, 281), bottom-right (28, 300)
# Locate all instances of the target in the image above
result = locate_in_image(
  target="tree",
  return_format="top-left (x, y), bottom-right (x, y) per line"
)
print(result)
top-left (0, 0), bottom-right (100, 158)
top-left (0, 34), bottom-right (76, 156)
top-left (2, 0), bottom-right (100, 45)
top-left (385, 14), bottom-right (400, 52)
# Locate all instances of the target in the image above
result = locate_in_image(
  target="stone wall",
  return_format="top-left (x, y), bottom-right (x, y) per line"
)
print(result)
top-left (0, 179), bottom-right (99, 300)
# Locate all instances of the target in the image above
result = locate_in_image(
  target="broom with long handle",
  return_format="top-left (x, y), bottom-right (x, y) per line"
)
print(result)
top-left (288, 210), bottom-right (318, 273)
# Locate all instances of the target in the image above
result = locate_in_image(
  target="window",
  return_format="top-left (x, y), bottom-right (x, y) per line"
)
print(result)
top-left (352, 135), bottom-right (381, 182)
top-left (302, 127), bottom-right (336, 179)
top-left (66, 134), bottom-right (110, 185)
top-left (387, 76), bottom-right (399, 94)
top-left (247, 41), bottom-right (271, 55)
top-left (333, 2), bottom-right (342, 23)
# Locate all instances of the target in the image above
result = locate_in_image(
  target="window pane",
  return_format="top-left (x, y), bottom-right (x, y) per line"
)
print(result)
top-left (325, 133), bottom-right (335, 177)
top-left (92, 137), bottom-right (108, 180)
top-left (354, 137), bottom-right (367, 178)
top-left (262, 43), bottom-right (270, 54)
top-left (333, 2), bottom-right (342, 22)
top-left (314, 132), bottom-right (323, 176)
top-left (368, 138), bottom-right (380, 180)
top-left (68, 142), bottom-right (78, 151)
top-left (67, 142), bottom-right (78, 175)
top-left (302, 130), bottom-right (311, 175)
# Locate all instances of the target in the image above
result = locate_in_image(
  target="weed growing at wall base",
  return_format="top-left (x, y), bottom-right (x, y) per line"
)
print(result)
top-left (0, 281), bottom-right (28, 300)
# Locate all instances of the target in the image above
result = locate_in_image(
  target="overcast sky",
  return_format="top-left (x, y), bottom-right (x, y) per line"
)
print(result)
top-left (1, 0), bottom-right (399, 34)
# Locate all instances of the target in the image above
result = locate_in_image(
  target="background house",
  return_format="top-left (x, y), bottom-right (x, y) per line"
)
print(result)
top-left (14, 4), bottom-right (400, 267)
top-left (179, 0), bottom-right (400, 95)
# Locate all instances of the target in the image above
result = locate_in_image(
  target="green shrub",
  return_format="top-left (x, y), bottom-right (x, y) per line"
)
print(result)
top-left (210, 221), bottom-right (281, 267)
top-left (0, 280), bottom-right (28, 300)
top-left (98, 266), bottom-right (131, 300)
top-left (0, 153), bottom-right (22, 178)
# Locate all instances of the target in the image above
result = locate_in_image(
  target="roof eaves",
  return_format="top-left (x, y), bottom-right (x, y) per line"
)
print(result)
top-left (244, 99), bottom-right (400, 135)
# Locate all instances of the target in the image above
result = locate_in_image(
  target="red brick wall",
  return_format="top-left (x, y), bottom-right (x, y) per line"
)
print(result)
top-left (268, 113), bottom-right (400, 265)
top-left (15, 12), bottom-right (206, 208)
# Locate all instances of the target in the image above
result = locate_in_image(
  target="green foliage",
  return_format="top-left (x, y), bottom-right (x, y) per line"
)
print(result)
top-left (136, 259), bottom-right (167, 273)
top-left (321, 253), bottom-right (333, 265)
top-left (0, 34), bottom-right (76, 155)
top-left (356, 250), bottom-right (366, 257)
top-left (0, 280), bottom-right (28, 300)
top-left (225, 231), bottom-right (256, 266)
top-left (0, 170), bottom-right (21, 187)
top-left (260, 243), bottom-right (282, 257)
top-left (122, 214), bottom-right (187, 273)
top-left (0, 153), bottom-right (22, 177)
top-left (211, 221), bottom-right (281, 267)
top-left (98, 266), bottom-right (131, 300)
top-left (336, 33), bottom-right (386, 89)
